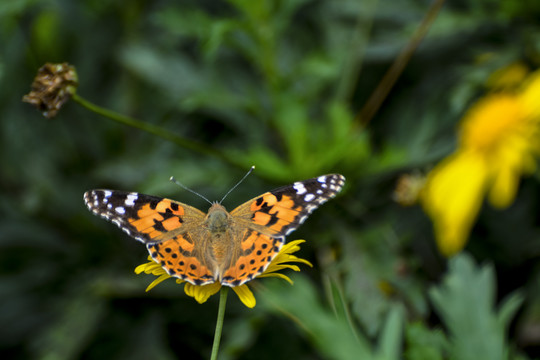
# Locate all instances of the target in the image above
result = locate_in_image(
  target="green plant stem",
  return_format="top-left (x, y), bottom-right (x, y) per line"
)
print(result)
top-left (210, 287), bottom-right (229, 360)
top-left (72, 94), bottom-right (242, 168)
top-left (357, 0), bottom-right (445, 125)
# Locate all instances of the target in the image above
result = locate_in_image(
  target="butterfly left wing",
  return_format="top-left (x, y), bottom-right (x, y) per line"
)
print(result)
top-left (221, 174), bottom-right (345, 286)
top-left (84, 190), bottom-right (219, 285)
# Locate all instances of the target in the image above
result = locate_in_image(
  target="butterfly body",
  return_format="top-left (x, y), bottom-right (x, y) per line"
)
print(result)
top-left (84, 174), bottom-right (345, 287)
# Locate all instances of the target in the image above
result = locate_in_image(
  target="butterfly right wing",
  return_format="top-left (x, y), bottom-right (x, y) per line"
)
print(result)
top-left (220, 174), bottom-right (345, 286)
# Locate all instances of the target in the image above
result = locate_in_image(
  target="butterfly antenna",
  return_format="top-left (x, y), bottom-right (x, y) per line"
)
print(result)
top-left (169, 176), bottom-right (213, 205)
top-left (220, 166), bottom-right (255, 204)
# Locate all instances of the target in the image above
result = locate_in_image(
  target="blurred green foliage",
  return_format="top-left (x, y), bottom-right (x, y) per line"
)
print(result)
top-left (2, 0), bottom-right (540, 359)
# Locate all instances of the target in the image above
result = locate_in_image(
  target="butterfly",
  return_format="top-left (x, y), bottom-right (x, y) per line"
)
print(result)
top-left (84, 174), bottom-right (345, 287)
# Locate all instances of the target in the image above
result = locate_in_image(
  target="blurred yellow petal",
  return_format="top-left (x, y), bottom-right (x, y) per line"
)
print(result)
top-left (486, 134), bottom-right (530, 208)
top-left (423, 68), bottom-right (540, 256)
top-left (232, 285), bottom-right (256, 308)
top-left (422, 151), bottom-right (489, 256)
top-left (488, 166), bottom-right (518, 209)
top-left (520, 70), bottom-right (540, 118)
top-left (460, 95), bottom-right (523, 152)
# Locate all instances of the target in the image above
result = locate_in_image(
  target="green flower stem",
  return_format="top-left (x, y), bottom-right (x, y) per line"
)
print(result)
top-left (210, 287), bottom-right (229, 360)
top-left (72, 94), bottom-right (242, 168)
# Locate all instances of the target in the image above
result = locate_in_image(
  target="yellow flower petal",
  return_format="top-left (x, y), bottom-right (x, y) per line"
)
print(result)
top-left (263, 240), bottom-right (313, 275)
top-left (488, 166), bottom-right (518, 209)
top-left (422, 151), bottom-right (489, 256)
top-left (231, 285), bottom-right (256, 308)
top-left (520, 70), bottom-right (540, 118)
top-left (423, 69), bottom-right (540, 257)
top-left (146, 274), bottom-right (175, 292)
top-left (184, 282), bottom-right (222, 304)
top-left (460, 95), bottom-right (523, 152)
top-left (185, 282), bottom-right (221, 304)
top-left (134, 256), bottom-right (167, 276)
top-left (134, 263), bottom-right (149, 275)
top-left (265, 258), bottom-right (312, 273)
top-left (257, 272), bottom-right (294, 284)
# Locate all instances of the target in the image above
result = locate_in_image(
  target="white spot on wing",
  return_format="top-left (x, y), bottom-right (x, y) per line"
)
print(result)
top-left (125, 193), bottom-right (138, 206)
top-left (115, 206), bottom-right (126, 214)
top-left (293, 182), bottom-right (307, 195)
top-left (304, 193), bottom-right (315, 202)
top-left (317, 176), bottom-right (327, 183)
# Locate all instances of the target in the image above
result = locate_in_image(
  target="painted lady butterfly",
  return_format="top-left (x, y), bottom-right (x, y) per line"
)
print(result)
top-left (84, 174), bottom-right (345, 286)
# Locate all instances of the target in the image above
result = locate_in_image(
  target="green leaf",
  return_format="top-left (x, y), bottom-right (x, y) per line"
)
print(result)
top-left (404, 322), bottom-right (448, 360)
top-left (260, 275), bottom-right (372, 360)
top-left (429, 253), bottom-right (523, 360)
top-left (375, 305), bottom-right (404, 360)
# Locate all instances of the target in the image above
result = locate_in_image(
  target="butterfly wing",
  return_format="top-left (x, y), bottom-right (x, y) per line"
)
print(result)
top-left (221, 174), bottom-right (345, 286)
top-left (84, 190), bottom-right (217, 285)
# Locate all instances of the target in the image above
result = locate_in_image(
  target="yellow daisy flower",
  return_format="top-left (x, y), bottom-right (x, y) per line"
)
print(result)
top-left (421, 69), bottom-right (540, 257)
top-left (134, 239), bottom-right (312, 308)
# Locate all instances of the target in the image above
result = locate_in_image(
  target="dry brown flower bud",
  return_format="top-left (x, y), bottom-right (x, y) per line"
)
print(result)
top-left (22, 63), bottom-right (78, 118)
top-left (393, 172), bottom-right (426, 206)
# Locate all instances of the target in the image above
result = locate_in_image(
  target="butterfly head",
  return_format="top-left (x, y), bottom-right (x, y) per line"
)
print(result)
top-left (206, 203), bottom-right (231, 233)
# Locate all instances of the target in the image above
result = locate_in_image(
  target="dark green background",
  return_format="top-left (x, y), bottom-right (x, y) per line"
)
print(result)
top-left (2, 0), bottom-right (540, 359)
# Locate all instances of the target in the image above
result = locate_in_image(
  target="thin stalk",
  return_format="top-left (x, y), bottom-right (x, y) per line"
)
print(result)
top-left (357, 0), bottom-right (446, 125)
top-left (72, 94), bottom-right (242, 168)
top-left (210, 287), bottom-right (229, 360)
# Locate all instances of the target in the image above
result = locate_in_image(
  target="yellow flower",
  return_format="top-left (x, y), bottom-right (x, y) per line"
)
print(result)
top-left (422, 70), bottom-right (540, 257)
top-left (134, 239), bottom-right (312, 308)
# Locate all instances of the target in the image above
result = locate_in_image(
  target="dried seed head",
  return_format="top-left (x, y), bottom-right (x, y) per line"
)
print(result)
top-left (22, 62), bottom-right (78, 118)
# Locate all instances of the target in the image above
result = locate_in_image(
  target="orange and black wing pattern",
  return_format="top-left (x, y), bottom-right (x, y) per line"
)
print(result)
top-left (222, 174), bottom-right (346, 286)
top-left (84, 190), bottom-right (199, 243)
top-left (84, 190), bottom-right (216, 285)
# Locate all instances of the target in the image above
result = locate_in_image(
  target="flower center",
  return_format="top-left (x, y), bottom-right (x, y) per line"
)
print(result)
top-left (460, 95), bottom-right (524, 152)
